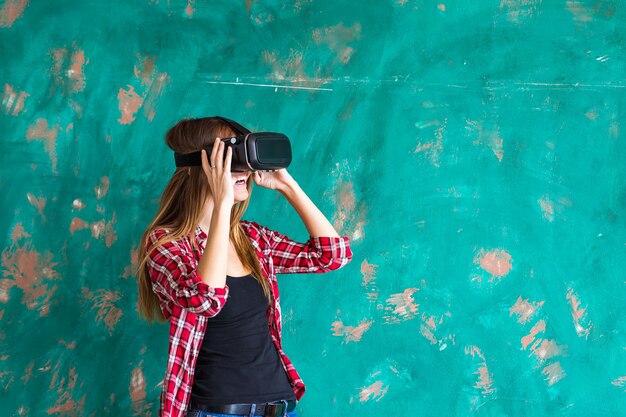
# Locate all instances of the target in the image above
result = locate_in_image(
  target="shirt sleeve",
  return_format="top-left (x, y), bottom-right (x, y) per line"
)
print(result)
top-left (146, 231), bottom-right (229, 317)
top-left (254, 222), bottom-right (353, 274)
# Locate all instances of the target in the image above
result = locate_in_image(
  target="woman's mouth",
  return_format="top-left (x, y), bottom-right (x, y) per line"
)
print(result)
top-left (233, 176), bottom-right (248, 187)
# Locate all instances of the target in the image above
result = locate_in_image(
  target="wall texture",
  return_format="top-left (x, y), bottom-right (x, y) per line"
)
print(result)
top-left (1, 1), bottom-right (625, 416)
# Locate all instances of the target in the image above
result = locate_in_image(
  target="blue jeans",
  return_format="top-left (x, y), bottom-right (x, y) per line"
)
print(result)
top-left (185, 407), bottom-right (298, 417)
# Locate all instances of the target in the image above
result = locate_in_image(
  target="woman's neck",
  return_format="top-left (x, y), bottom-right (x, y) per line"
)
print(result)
top-left (198, 199), bottom-right (235, 236)
top-left (198, 199), bottom-right (215, 235)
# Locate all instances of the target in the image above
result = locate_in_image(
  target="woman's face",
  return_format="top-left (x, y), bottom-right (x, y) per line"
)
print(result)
top-left (232, 170), bottom-right (251, 202)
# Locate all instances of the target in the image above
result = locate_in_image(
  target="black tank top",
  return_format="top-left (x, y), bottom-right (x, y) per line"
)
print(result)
top-left (190, 274), bottom-right (296, 405)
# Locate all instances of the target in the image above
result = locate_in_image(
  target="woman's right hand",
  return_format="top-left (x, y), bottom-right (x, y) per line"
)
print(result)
top-left (202, 137), bottom-right (234, 209)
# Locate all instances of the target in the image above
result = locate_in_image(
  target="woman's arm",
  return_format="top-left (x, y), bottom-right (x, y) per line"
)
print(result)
top-left (147, 230), bottom-right (229, 317)
top-left (278, 179), bottom-right (340, 238)
top-left (198, 141), bottom-right (234, 291)
top-left (257, 222), bottom-right (353, 274)
top-left (252, 169), bottom-right (352, 274)
top-left (197, 203), bottom-right (230, 289)
top-left (255, 169), bottom-right (341, 238)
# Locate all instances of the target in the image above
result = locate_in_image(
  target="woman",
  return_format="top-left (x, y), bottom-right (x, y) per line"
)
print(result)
top-left (136, 117), bottom-right (353, 417)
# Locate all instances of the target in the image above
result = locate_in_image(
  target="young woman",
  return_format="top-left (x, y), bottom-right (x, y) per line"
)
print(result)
top-left (136, 117), bottom-right (353, 417)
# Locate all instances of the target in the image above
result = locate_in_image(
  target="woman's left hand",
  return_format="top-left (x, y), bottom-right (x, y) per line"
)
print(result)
top-left (253, 169), bottom-right (296, 192)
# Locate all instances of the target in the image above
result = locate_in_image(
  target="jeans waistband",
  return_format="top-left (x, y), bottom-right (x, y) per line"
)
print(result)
top-left (189, 399), bottom-right (296, 417)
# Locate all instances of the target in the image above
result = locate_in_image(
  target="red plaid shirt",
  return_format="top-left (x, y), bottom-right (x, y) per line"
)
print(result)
top-left (146, 220), bottom-right (353, 417)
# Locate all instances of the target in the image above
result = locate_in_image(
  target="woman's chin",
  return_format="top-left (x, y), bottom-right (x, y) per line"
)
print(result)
top-left (233, 189), bottom-right (249, 202)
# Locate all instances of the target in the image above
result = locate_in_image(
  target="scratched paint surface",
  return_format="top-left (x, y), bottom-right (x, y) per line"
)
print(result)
top-left (1, 1), bottom-right (625, 416)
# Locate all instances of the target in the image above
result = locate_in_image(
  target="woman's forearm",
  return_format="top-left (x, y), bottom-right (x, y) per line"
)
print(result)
top-left (197, 204), bottom-right (230, 289)
top-left (279, 180), bottom-right (340, 238)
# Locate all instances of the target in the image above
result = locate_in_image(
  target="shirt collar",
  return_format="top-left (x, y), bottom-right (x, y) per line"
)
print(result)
top-left (195, 225), bottom-right (207, 245)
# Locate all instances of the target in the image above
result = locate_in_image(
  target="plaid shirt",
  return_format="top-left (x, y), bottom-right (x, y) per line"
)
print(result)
top-left (146, 219), bottom-right (353, 417)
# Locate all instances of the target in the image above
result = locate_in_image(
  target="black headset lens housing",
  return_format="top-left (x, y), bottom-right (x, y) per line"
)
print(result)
top-left (173, 117), bottom-right (292, 172)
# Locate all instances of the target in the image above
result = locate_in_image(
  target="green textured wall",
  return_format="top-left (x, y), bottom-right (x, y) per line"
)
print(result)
top-left (2, 1), bottom-right (626, 416)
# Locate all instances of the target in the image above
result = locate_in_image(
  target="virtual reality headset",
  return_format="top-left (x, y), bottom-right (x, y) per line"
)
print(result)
top-left (174, 116), bottom-right (292, 172)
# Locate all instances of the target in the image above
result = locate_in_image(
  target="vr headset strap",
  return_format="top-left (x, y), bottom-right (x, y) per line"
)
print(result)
top-left (174, 116), bottom-right (251, 167)
top-left (214, 116), bottom-right (251, 136)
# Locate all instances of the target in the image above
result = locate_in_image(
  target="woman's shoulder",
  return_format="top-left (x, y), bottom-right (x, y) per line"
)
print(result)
top-left (146, 227), bottom-right (192, 252)
top-left (148, 227), bottom-right (171, 242)
top-left (240, 219), bottom-right (262, 234)
top-left (148, 226), bottom-right (199, 238)
top-left (240, 220), bottom-right (273, 242)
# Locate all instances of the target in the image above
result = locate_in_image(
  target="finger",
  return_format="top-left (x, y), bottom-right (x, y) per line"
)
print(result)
top-left (215, 140), bottom-right (224, 172)
top-left (224, 146), bottom-right (232, 174)
top-left (201, 149), bottom-right (209, 174)
top-left (201, 150), bottom-right (215, 193)
top-left (210, 137), bottom-right (220, 169)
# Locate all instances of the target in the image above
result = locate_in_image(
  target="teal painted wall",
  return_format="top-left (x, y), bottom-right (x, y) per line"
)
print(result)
top-left (1, 1), bottom-right (625, 416)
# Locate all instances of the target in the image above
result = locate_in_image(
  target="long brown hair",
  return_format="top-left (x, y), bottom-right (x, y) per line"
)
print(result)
top-left (136, 117), bottom-right (270, 324)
